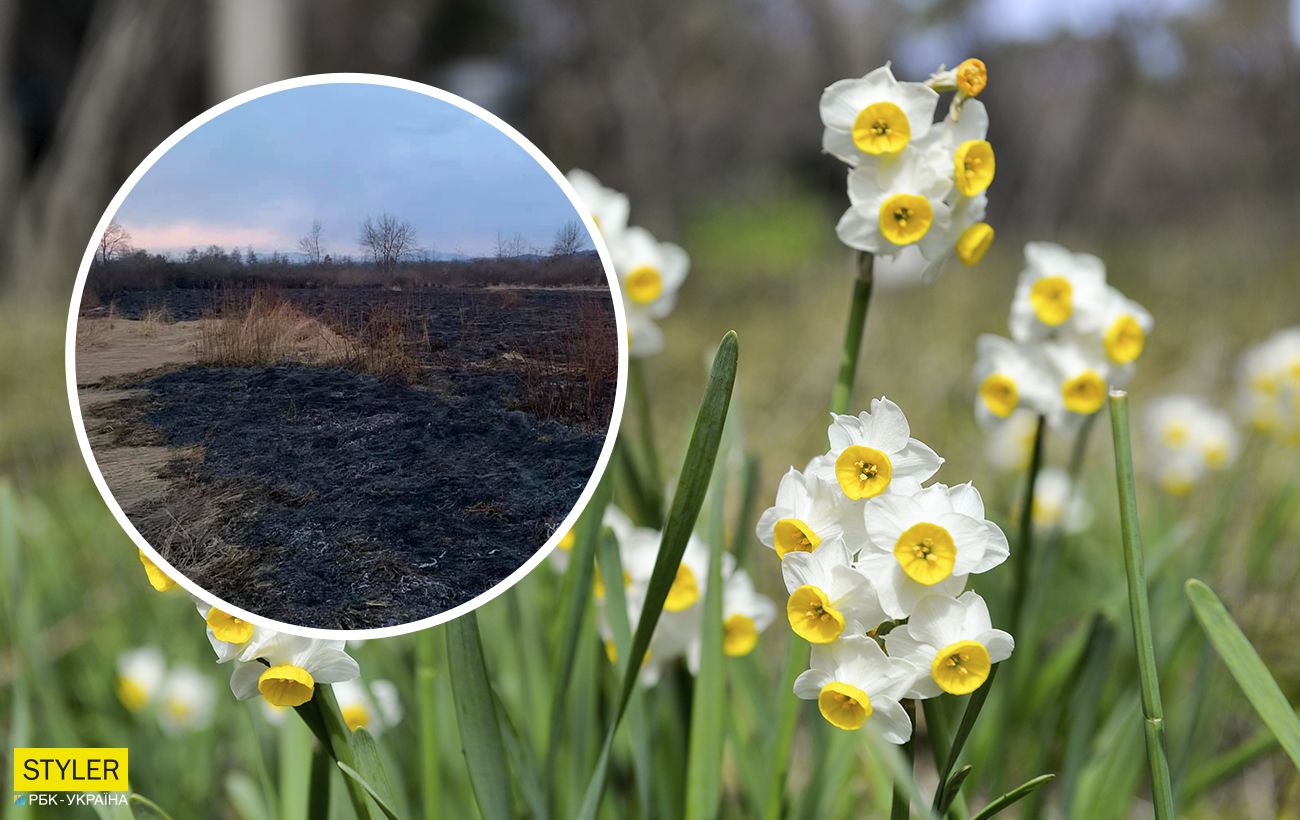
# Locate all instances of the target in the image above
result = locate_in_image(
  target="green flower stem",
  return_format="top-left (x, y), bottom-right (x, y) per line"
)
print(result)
top-left (934, 414), bottom-right (1045, 808)
top-left (1007, 414), bottom-right (1047, 635)
top-left (891, 699), bottom-right (917, 820)
top-left (416, 627), bottom-right (442, 820)
top-left (308, 743), bottom-right (332, 819)
top-left (1107, 390), bottom-right (1175, 820)
top-left (629, 358), bottom-right (665, 523)
top-left (1016, 412), bottom-right (1095, 660)
top-left (829, 252), bottom-right (875, 415)
top-left (307, 685), bottom-right (374, 820)
top-left (761, 637), bottom-right (809, 820)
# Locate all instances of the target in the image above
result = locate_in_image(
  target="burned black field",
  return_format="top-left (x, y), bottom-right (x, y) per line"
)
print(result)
top-left (78, 285), bottom-right (617, 629)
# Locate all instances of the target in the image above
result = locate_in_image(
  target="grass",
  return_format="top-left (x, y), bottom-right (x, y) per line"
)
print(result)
top-left (195, 288), bottom-right (347, 368)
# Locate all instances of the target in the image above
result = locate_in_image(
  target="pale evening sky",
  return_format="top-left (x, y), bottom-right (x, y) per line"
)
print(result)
top-left (113, 83), bottom-right (590, 259)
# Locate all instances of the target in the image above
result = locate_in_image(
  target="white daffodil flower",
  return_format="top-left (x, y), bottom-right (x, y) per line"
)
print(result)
top-left (604, 225), bottom-right (689, 358)
top-left (911, 190), bottom-right (995, 281)
top-left (1030, 468), bottom-right (1091, 535)
top-left (116, 646), bottom-right (166, 712)
top-left (1009, 242), bottom-right (1109, 342)
top-left (1197, 410), bottom-right (1241, 471)
top-left (814, 397), bottom-right (944, 501)
top-left (600, 584), bottom-right (700, 686)
top-left (1144, 395), bottom-right (1240, 495)
top-left (333, 679), bottom-right (403, 735)
top-left (1040, 335), bottom-right (1114, 425)
top-left (138, 550), bottom-right (177, 592)
top-left (984, 408), bottom-right (1042, 472)
top-left (925, 58), bottom-right (988, 100)
top-left (1152, 452), bottom-right (1206, 498)
top-left (620, 528), bottom-right (713, 615)
top-left (1145, 394), bottom-right (1209, 454)
top-left (1099, 286), bottom-right (1153, 367)
top-left (793, 635), bottom-right (917, 740)
top-left (603, 505), bottom-right (639, 545)
top-left (156, 665), bottom-right (216, 734)
top-left (229, 635), bottom-right (360, 708)
top-left (686, 568), bottom-right (777, 672)
top-left (566, 169), bottom-right (629, 240)
top-left (972, 334), bottom-right (1055, 427)
top-left (782, 538), bottom-right (886, 644)
top-left (1237, 328), bottom-right (1300, 439)
top-left (836, 148), bottom-right (953, 256)
top-left (857, 483), bottom-right (1008, 619)
top-left (821, 65), bottom-right (940, 165)
top-left (920, 99), bottom-right (995, 199)
top-left (756, 467), bottom-right (866, 558)
top-left (719, 569), bottom-right (776, 658)
top-left (913, 98), bottom-right (999, 270)
top-left (884, 592), bottom-right (1013, 698)
top-left (194, 598), bottom-right (273, 663)
top-left (598, 514), bottom-right (747, 684)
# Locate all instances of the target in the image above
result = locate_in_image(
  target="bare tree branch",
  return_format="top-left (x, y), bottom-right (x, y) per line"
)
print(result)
top-left (298, 219), bottom-right (324, 265)
top-left (359, 213), bottom-right (417, 274)
top-left (549, 219), bottom-right (584, 256)
top-left (96, 220), bottom-right (133, 265)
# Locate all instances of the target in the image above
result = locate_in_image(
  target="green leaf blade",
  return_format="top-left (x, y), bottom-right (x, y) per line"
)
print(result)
top-left (1186, 578), bottom-right (1300, 769)
top-left (685, 463), bottom-right (728, 820)
top-left (446, 611), bottom-right (515, 820)
top-left (577, 331), bottom-right (740, 820)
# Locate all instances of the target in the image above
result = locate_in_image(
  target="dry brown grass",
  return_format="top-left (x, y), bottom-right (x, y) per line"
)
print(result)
top-left (572, 296), bottom-right (618, 419)
top-left (196, 288), bottom-right (422, 382)
top-left (338, 302), bottom-right (423, 382)
top-left (137, 304), bottom-right (172, 337)
top-left (515, 297), bottom-right (617, 424)
top-left (75, 302), bottom-right (117, 348)
top-left (196, 289), bottom-right (342, 366)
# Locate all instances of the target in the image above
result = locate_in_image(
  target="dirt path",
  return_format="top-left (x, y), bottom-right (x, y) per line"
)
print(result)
top-left (76, 319), bottom-right (210, 514)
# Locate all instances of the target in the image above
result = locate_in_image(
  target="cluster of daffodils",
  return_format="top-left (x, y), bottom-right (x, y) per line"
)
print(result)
top-left (192, 598), bottom-right (359, 710)
top-left (135, 551), bottom-right (400, 735)
top-left (758, 398), bottom-right (1012, 739)
top-left (822, 59), bottom-right (995, 279)
top-left (115, 647), bottom-right (215, 734)
top-left (567, 169), bottom-right (688, 357)
top-left (974, 242), bottom-right (1152, 432)
top-left (554, 507), bottom-right (775, 682)
top-left (1237, 327), bottom-right (1300, 443)
top-left (1144, 395), bottom-right (1240, 495)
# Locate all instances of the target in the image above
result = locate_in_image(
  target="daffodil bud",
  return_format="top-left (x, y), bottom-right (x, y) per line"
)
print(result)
top-left (956, 58), bottom-right (988, 97)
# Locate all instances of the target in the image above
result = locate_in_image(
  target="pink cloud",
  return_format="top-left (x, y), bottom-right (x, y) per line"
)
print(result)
top-left (123, 220), bottom-right (292, 252)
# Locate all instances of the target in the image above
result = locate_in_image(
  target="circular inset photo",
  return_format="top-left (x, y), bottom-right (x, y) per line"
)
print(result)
top-left (67, 75), bottom-right (624, 636)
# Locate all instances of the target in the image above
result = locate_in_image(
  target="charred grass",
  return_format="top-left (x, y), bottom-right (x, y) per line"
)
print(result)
top-left (80, 285), bottom-right (616, 629)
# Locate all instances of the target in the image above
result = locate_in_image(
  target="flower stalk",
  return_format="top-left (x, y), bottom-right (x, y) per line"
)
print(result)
top-left (1008, 413), bottom-right (1046, 635)
top-left (629, 359), bottom-right (665, 521)
top-left (829, 252), bottom-right (875, 415)
top-left (298, 685), bottom-right (374, 820)
top-left (890, 698), bottom-right (916, 820)
top-left (1107, 389), bottom-right (1175, 819)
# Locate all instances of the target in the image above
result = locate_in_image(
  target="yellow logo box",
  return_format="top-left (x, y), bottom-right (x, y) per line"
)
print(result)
top-left (13, 748), bottom-right (129, 792)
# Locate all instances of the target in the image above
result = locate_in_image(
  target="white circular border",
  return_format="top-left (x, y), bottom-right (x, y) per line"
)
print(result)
top-left (65, 72), bottom-right (628, 641)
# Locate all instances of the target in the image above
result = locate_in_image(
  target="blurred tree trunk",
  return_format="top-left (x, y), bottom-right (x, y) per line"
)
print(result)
top-left (3, 0), bottom-right (202, 301)
top-left (209, 0), bottom-right (301, 100)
